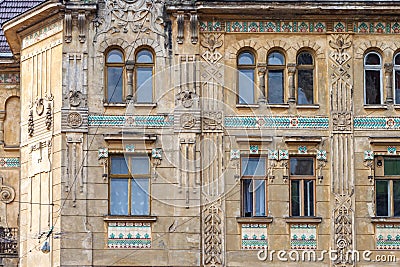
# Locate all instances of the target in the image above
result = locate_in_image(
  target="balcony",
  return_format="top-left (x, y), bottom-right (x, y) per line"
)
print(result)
top-left (0, 228), bottom-right (17, 256)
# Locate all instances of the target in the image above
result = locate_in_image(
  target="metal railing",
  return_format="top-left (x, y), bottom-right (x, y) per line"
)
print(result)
top-left (0, 227), bottom-right (17, 256)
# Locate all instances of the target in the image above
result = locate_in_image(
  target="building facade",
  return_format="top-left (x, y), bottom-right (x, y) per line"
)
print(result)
top-left (1, 0), bottom-right (400, 266)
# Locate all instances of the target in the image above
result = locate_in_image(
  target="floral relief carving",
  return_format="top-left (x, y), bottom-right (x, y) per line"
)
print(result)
top-left (332, 112), bottom-right (352, 131)
top-left (201, 33), bottom-right (223, 64)
top-left (204, 203), bottom-right (223, 266)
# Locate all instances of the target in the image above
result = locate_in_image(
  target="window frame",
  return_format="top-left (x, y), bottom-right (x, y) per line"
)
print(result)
top-left (240, 155), bottom-right (268, 217)
top-left (267, 50), bottom-right (286, 104)
top-left (289, 156), bottom-right (316, 217)
top-left (393, 53), bottom-right (400, 104)
top-left (135, 48), bottom-right (155, 104)
top-left (375, 156), bottom-right (400, 217)
top-left (237, 50), bottom-right (256, 105)
top-left (105, 48), bottom-right (125, 103)
top-left (364, 51), bottom-right (383, 105)
top-left (296, 51), bottom-right (315, 105)
top-left (108, 154), bottom-right (151, 216)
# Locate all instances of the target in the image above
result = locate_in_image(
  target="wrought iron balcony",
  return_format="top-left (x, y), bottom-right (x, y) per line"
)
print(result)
top-left (0, 227), bottom-right (17, 256)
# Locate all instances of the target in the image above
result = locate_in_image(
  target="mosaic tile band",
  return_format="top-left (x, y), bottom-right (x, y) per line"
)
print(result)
top-left (88, 115), bottom-right (174, 127)
top-left (376, 224), bottom-right (400, 250)
top-left (0, 158), bottom-right (20, 168)
top-left (290, 224), bottom-right (317, 250)
top-left (107, 222), bottom-right (151, 249)
top-left (224, 116), bottom-right (329, 129)
top-left (241, 223), bottom-right (268, 250)
top-left (0, 73), bottom-right (20, 84)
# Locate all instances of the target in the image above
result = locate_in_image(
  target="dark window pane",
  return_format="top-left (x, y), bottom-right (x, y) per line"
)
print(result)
top-left (365, 70), bottom-right (381, 104)
top-left (136, 67), bottom-right (153, 103)
top-left (242, 158), bottom-right (266, 176)
top-left (395, 70), bottom-right (400, 104)
top-left (243, 179), bottom-right (253, 217)
top-left (110, 179), bottom-right (129, 215)
top-left (107, 50), bottom-right (123, 63)
top-left (131, 156), bottom-right (150, 175)
top-left (107, 67), bottom-right (123, 103)
top-left (304, 180), bottom-right (314, 216)
top-left (137, 50), bottom-right (153, 63)
top-left (238, 69), bottom-right (255, 104)
top-left (291, 180), bottom-right (300, 216)
top-left (255, 180), bottom-right (266, 216)
top-left (111, 156), bottom-right (128, 175)
top-left (290, 158), bottom-right (314, 176)
top-left (297, 52), bottom-right (313, 65)
top-left (395, 54), bottom-right (400, 65)
top-left (131, 178), bottom-right (149, 215)
top-left (376, 180), bottom-right (389, 216)
top-left (238, 52), bottom-right (254, 65)
top-left (365, 53), bottom-right (381, 65)
top-left (394, 181), bottom-right (400, 217)
top-left (384, 158), bottom-right (400, 176)
top-left (268, 52), bottom-right (285, 65)
top-left (268, 70), bottom-right (284, 104)
top-left (297, 69), bottom-right (313, 104)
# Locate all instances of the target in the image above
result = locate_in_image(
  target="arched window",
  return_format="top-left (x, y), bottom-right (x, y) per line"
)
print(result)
top-left (364, 52), bottom-right (382, 105)
top-left (394, 53), bottom-right (400, 104)
top-left (106, 49), bottom-right (124, 103)
top-left (238, 51), bottom-right (256, 104)
top-left (267, 51), bottom-right (285, 104)
top-left (135, 49), bottom-right (154, 103)
top-left (297, 51), bottom-right (314, 105)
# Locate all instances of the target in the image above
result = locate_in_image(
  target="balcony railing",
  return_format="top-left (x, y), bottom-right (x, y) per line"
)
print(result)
top-left (0, 227), bottom-right (17, 256)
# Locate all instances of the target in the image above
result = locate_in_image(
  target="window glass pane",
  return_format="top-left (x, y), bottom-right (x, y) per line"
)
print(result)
top-left (394, 181), bottom-right (400, 217)
top-left (297, 69), bottom-right (313, 104)
top-left (395, 70), bottom-right (400, 104)
top-left (111, 156), bottom-right (129, 175)
top-left (243, 179), bottom-right (253, 217)
top-left (290, 158), bottom-right (314, 176)
top-left (304, 180), bottom-right (314, 216)
top-left (238, 69), bottom-right (254, 104)
top-left (131, 156), bottom-right (150, 175)
top-left (268, 52), bottom-right (284, 65)
top-left (136, 67), bottom-right (153, 103)
top-left (384, 158), bottom-right (400, 175)
top-left (131, 178), bottom-right (149, 215)
top-left (238, 52), bottom-right (254, 65)
top-left (107, 67), bottom-right (123, 103)
top-left (365, 70), bottom-right (381, 104)
top-left (395, 54), bottom-right (400, 65)
top-left (255, 180), bottom-right (266, 216)
top-left (268, 70), bottom-right (284, 104)
top-left (291, 180), bottom-right (300, 216)
top-left (107, 50), bottom-right (123, 63)
top-left (365, 53), bottom-right (381, 65)
top-left (242, 158), bottom-right (266, 176)
top-left (376, 180), bottom-right (390, 216)
top-left (297, 52), bottom-right (313, 65)
top-left (110, 179), bottom-right (129, 215)
top-left (137, 50), bottom-right (153, 63)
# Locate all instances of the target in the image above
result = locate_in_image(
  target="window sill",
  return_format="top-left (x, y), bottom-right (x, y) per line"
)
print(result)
top-left (133, 103), bottom-right (157, 108)
top-left (266, 104), bottom-right (289, 108)
top-left (104, 215), bottom-right (157, 222)
top-left (364, 105), bottom-right (387, 109)
top-left (371, 217), bottom-right (400, 223)
top-left (236, 104), bottom-right (260, 108)
top-left (285, 216), bottom-right (322, 223)
top-left (103, 103), bottom-right (126, 107)
top-left (296, 104), bottom-right (320, 109)
top-left (3, 145), bottom-right (19, 151)
top-left (236, 217), bottom-right (273, 223)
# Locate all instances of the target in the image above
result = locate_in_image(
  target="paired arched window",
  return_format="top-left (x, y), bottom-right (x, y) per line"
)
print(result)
top-left (267, 51), bottom-right (285, 104)
top-left (394, 53), bottom-right (400, 104)
top-left (106, 49), bottom-right (124, 103)
top-left (237, 51), bottom-right (256, 104)
top-left (364, 52), bottom-right (382, 105)
top-left (135, 49), bottom-right (154, 103)
top-left (296, 51), bottom-right (314, 105)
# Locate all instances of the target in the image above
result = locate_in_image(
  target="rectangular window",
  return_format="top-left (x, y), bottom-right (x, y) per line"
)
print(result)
top-left (365, 70), bottom-right (381, 105)
top-left (267, 70), bottom-right (284, 104)
top-left (297, 69), bottom-right (314, 105)
top-left (136, 67), bottom-right (153, 103)
top-left (375, 157), bottom-right (400, 217)
top-left (290, 157), bottom-right (315, 217)
top-left (241, 156), bottom-right (267, 217)
top-left (107, 67), bottom-right (124, 103)
top-left (109, 155), bottom-right (150, 216)
top-left (238, 69), bottom-right (255, 104)
top-left (395, 70), bottom-right (400, 104)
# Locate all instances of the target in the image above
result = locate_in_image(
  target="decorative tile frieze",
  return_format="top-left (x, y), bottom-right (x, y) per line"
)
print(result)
top-left (107, 222), bottom-right (151, 249)
top-left (125, 144), bottom-right (135, 152)
top-left (279, 150), bottom-right (289, 160)
top-left (0, 73), bottom-right (20, 84)
top-left (354, 117), bottom-right (400, 129)
top-left (230, 149), bottom-right (240, 160)
top-left (364, 150), bottom-right (374, 160)
top-left (388, 146), bottom-right (397, 155)
top-left (376, 224), bottom-right (400, 250)
top-left (268, 150), bottom-right (278, 160)
top-left (98, 148), bottom-right (108, 159)
top-left (224, 116), bottom-right (329, 129)
top-left (250, 145), bottom-right (259, 154)
top-left (88, 115), bottom-right (174, 127)
top-left (22, 20), bottom-right (63, 49)
top-left (241, 224), bottom-right (268, 250)
top-left (290, 224), bottom-right (317, 250)
top-left (298, 146), bottom-right (307, 154)
top-left (0, 158), bottom-right (20, 168)
top-left (316, 150), bottom-right (327, 161)
top-left (151, 148), bottom-right (162, 159)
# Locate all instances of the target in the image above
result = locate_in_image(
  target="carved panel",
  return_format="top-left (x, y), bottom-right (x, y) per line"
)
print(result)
top-left (65, 133), bottom-right (84, 207)
top-left (203, 202), bottom-right (223, 266)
